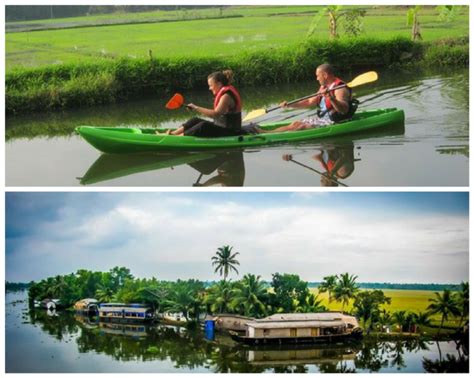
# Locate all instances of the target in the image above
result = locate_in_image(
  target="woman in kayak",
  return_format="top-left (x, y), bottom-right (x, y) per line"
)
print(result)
top-left (163, 70), bottom-right (242, 137)
top-left (251, 64), bottom-right (355, 133)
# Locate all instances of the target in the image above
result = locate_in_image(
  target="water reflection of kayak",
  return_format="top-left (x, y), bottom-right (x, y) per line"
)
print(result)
top-left (79, 151), bottom-right (245, 186)
top-left (76, 108), bottom-right (404, 154)
top-left (79, 152), bottom-right (215, 185)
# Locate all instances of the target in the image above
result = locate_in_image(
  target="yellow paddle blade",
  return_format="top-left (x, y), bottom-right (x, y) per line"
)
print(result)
top-left (242, 108), bottom-right (267, 122)
top-left (347, 71), bottom-right (378, 88)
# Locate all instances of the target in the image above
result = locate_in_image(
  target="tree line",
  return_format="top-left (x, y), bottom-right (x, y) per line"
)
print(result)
top-left (6, 6), bottom-right (222, 22)
top-left (27, 245), bottom-right (468, 337)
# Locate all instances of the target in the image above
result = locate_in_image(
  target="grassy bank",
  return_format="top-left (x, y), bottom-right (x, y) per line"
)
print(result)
top-left (6, 37), bottom-right (468, 115)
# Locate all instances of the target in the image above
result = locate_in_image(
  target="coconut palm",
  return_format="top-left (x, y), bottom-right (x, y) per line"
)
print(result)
top-left (377, 309), bottom-right (393, 333)
top-left (353, 290), bottom-right (391, 334)
top-left (427, 290), bottom-right (461, 337)
top-left (413, 311), bottom-right (432, 334)
top-left (211, 245), bottom-right (240, 281)
top-left (456, 282), bottom-right (469, 330)
top-left (205, 280), bottom-right (235, 314)
top-left (231, 274), bottom-right (268, 318)
top-left (333, 273), bottom-right (359, 312)
top-left (392, 311), bottom-right (407, 334)
top-left (95, 285), bottom-right (115, 303)
top-left (318, 275), bottom-right (338, 303)
top-left (296, 293), bottom-right (328, 313)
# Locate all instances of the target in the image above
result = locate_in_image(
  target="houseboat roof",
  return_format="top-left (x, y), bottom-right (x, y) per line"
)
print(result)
top-left (263, 313), bottom-right (351, 321)
top-left (246, 319), bottom-right (347, 329)
top-left (75, 298), bottom-right (98, 305)
top-left (99, 303), bottom-right (149, 308)
top-left (99, 306), bottom-right (151, 313)
top-left (212, 314), bottom-right (255, 320)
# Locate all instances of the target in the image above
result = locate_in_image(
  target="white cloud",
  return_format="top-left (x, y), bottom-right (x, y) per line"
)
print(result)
top-left (6, 195), bottom-right (468, 284)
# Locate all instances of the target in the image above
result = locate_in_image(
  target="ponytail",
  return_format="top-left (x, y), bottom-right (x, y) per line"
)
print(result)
top-left (208, 69), bottom-right (234, 86)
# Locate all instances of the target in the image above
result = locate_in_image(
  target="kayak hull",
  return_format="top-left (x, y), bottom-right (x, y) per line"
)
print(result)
top-left (76, 108), bottom-right (404, 154)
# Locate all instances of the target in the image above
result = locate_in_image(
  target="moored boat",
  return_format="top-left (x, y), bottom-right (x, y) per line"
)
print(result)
top-left (98, 303), bottom-right (155, 324)
top-left (76, 108), bottom-right (404, 154)
top-left (74, 298), bottom-right (99, 316)
top-left (230, 312), bottom-right (362, 345)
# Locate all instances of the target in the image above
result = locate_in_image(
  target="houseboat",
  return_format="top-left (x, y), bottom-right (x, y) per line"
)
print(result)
top-left (74, 298), bottom-right (99, 316)
top-left (98, 303), bottom-right (155, 324)
top-left (230, 312), bottom-right (362, 345)
top-left (207, 314), bottom-right (255, 333)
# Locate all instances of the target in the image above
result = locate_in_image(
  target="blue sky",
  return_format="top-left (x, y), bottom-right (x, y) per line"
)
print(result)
top-left (5, 192), bottom-right (469, 283)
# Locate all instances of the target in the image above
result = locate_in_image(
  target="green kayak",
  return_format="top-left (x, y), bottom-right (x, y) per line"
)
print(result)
top-left (76, 108), bottom-right (404, 154)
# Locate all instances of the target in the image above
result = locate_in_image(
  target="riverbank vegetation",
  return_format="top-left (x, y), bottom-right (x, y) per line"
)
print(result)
top-left (5, 5), bottom-right (468, 115)
top-left (27, 246), bottom-right (469, 340)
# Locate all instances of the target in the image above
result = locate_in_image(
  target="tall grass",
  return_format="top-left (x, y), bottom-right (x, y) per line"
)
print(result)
top-left (6, 37), bottom-right (467, 115)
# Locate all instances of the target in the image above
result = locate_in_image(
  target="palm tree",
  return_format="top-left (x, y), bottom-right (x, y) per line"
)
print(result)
top-left (205, 280), bottom-right (235, 314)
top-left (377, 309), bottom-right (393, 333)
top-left (231, 274), bottom-right (268, 318)
top-left (318, 275), bottom-right (338, 303)
top-left (211, 245), bottom-right (240, 281)
top-left (333, 273), bottom-right (359, 312)
top-left (456, 282), bottom-right (469, 331)
top-left (392, 311), bottom-right (407, 334)
top-left (296, 293), bottom-right (328, 313)
top-left (427, 290), bottom-right (461, 337)
top-left (413, 311), bottom-right (431, 334)
top-left (95, 286), bottom-right (114, 303)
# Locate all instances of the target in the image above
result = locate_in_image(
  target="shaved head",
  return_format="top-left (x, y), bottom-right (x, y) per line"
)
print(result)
top-left (317, 63), bottom-right (335, 76)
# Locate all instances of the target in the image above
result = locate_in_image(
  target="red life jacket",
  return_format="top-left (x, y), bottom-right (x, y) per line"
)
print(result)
top-left (214, 85), bottom-right (242, 112)
top-left (318, 78), bottom-right (348, 111)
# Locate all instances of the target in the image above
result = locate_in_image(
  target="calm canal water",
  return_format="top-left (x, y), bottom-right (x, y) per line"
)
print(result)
top-left (5, 68), bottom-right (468, 187)
top-left (6, 292), bottom-right (468, 373)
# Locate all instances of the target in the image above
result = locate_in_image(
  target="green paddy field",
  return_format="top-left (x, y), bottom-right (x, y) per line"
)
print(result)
top-left (312, 289), bottom-right (461, 327)
top-left (6, 6), bottom-right (469, 71)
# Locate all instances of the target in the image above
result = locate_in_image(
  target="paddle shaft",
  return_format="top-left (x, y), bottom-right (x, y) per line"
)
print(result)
top-left (265, 83), bottom-right (349, 113)
top-left (289, 158), bottom-right (348, 187)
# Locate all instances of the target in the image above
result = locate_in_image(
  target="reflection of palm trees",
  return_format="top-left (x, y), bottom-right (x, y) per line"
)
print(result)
top-left (210, 348), bottom-right (239, 373)
top-left (422, 353), bottom-right (469, 373)
top-left (354, 340), bottom-right (389, 372)
top-left (388, 341), bottom-right (407, 370)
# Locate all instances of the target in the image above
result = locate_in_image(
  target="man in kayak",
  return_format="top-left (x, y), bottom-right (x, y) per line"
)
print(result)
top-left (252, 64), bottom-right (356, 133)
top-left (161, 70), bottom-right (242, 137)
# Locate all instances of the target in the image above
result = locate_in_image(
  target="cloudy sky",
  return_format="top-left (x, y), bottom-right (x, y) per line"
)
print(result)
top-left (5, 192), bottom-right (468, 284)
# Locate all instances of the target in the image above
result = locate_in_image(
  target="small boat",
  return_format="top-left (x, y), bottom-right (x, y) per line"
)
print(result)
top-left (98, 303), bottom-right (155, 324)
top-left (230, 312), bottom-right (363, 345)
top-left (74, 298), bottom-right (99, 316)
top-left (76, 108), bottom-right (404, 154)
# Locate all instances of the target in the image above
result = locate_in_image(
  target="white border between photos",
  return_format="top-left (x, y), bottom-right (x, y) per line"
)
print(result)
top-left (2, 1), bottom-right (472, 377)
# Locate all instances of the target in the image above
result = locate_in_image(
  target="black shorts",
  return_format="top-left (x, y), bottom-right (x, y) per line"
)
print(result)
top-left (183, 117), bottom-right (240, 138)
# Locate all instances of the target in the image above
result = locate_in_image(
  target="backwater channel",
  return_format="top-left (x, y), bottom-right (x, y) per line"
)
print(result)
top-left (6, 292), bottom-right (468, 373)
top-left (5, 68), bottom-right (468, 187)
